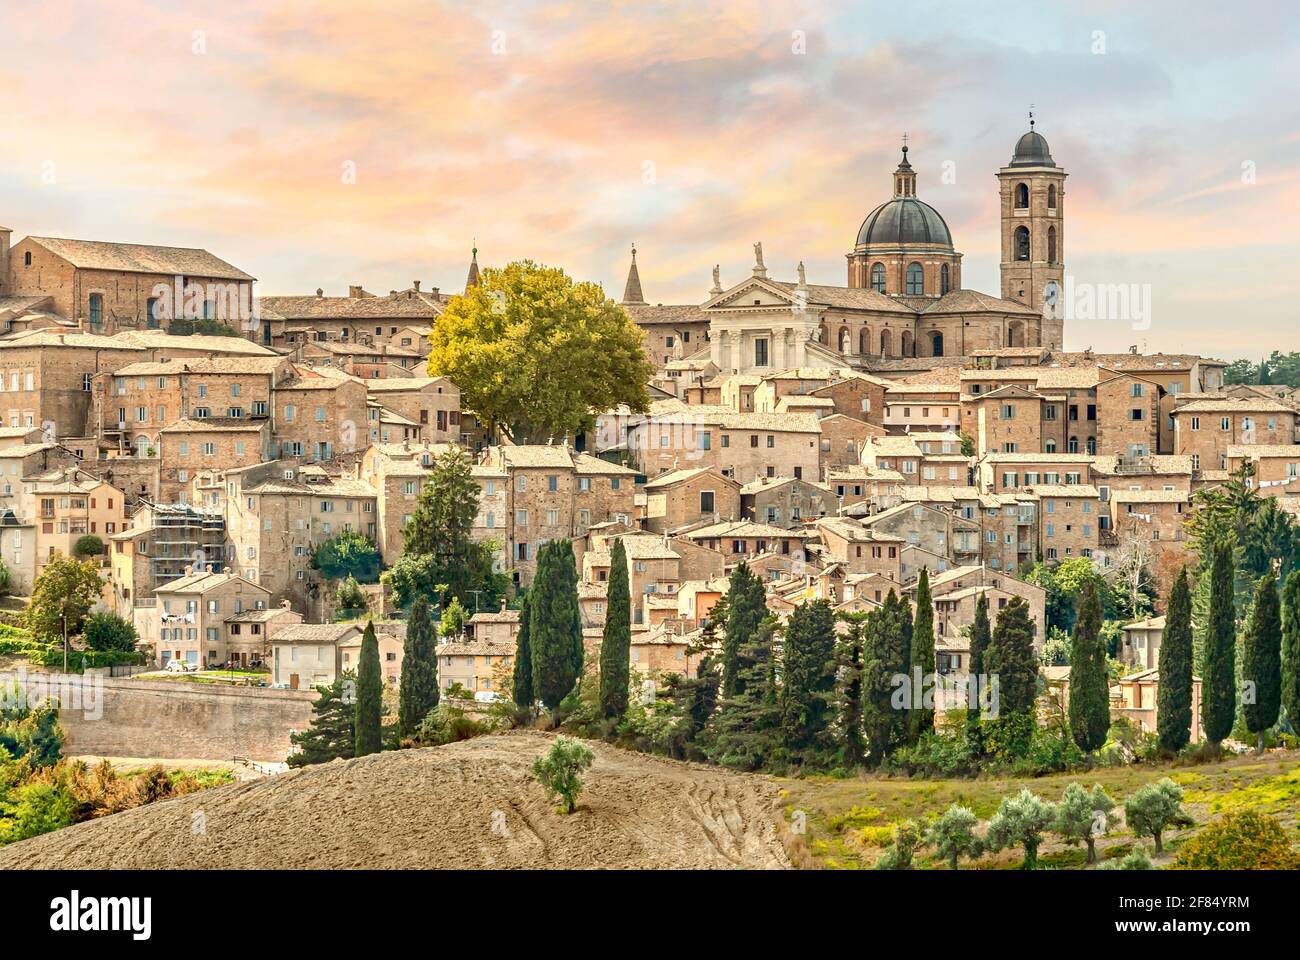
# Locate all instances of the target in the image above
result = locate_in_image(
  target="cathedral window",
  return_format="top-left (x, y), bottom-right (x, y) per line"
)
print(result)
top-left (1048, 184), bottom-right (1057, 209)
top-left (1047, 226), bottom-right (1057, 263)
top-left (1015, 182), bottom-right (1029, 208)
top-left (905, 263), bottom-right (924, 295)
top-left (1014, 226), bottom-right (1030, 261)
top-left (940, 264), bottom-right (950, 295)
top-left (870, 262), bottom-right (886, 292)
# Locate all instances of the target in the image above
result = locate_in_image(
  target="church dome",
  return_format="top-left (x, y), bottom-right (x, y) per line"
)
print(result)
top-left (855, 197), bottom-right (953, 247)
top-left (1009, 128), bottom-right (1055, 167)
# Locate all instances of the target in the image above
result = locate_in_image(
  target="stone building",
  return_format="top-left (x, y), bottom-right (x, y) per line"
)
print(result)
top-left (642, 467), bottom-right (741, 534)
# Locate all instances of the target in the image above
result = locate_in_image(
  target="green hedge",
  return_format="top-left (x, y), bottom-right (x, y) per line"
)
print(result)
top-left (0, 634), bottom-right (144, 670)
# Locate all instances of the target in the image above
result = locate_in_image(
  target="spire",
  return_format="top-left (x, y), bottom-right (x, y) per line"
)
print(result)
top-left (621, 243), bottom-right (646, 305)
top-left (893, 136), bottom-right (917, 198)
top-left (465, 240), bottom-right (480, 289)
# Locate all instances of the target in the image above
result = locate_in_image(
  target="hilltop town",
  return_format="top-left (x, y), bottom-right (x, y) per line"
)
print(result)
top-left (0, 124), bottom-right (1288, 705)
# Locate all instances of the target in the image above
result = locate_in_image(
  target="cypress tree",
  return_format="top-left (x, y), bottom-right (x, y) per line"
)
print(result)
top-left (908, 568), bottom-right (936, 744)
top-left (530, 540), bottom-right (583, 710)
top-left (966, 591), bottom-right (991, 757)
top-left (354, 620), bottom-right (383, 756)
top-left (837, 611), bottom-right (867, 768)
top-left (703, 617), bottom-right (781, 771)
top-left (862, 591), bottom-right (911, 764)
top-left (288, 673), bottom-right (356, 767)
top-left (1241, 569), bottom-right (1282, 752)
top-left (599, 537), bottom-right (632, 717)
top-left (512, 594), bottom-right (534, 709)
top-left (780, 599), bottom-right (838, 767)
top-left (1067, 578), bottom-right (1109, 753)
top-left (1202, 540), bottom-right (1237, 747)
top-left (722, 563), bottom-right (766, 698)
top-left (398, 596), bottom-right (438, 737)
top-left (984, 596), bottom-right (1038, 757)
top-left (1157, 568), bottom-right (1194, 752)
top-left (1282, 570), bottom-right (1300, 734)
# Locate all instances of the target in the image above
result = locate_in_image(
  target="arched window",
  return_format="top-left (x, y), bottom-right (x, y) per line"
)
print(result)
top-left (1045, 439), bottom-right (1057, 453)
top-left (870, 262), bottom-right (886, 293)
top-left (858, 330), bottom-right (868, 355)
top-left (940, 264), bottom-right (950, 295)
top-left (839, 327), bottom-right (851, 353)
top-left (819, 322), bottom-right (829, 344)
top-left (1047, 184), bottom-right (1057, 209)
top-left (1014, 226), bottom-right (1030, 262)
top-left (88, 293), bottom-right (104, 327)
top-left (905, 262), bottom-right (924, 295)
top-left (931, 332), bottom-right (944, 357)
top-left (1087, 436), bottom-right (1097, 455)
top-left (880, 329), bottom-right (893, 357)
top-left (901, 331), bottom-right (914, 357)
top-left (1068, 436), bottom-right (1079, 454)
top-left (1015, 183), bottom-right (1029, 208)
top-left (1047, 226), bottom-right (1057, 264)
top-left (135, 435), bottom-right (152, 459)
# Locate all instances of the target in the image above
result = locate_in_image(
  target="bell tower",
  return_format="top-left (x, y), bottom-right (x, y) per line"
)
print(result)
top-left (997, 115), bottom-right (1067, 347)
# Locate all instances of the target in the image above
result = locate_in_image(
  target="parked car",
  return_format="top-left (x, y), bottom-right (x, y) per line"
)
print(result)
top-left (473, 690), bottom-right (505, 704)
top-left (165, 659), bottom-right (198, 673)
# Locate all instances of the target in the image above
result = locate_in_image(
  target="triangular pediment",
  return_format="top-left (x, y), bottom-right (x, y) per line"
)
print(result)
top-left (704, 276), bottom-right (800, 311)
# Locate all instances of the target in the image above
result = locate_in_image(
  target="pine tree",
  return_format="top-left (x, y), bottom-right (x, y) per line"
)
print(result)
top-left (354, 621), bottom-right (383, 756)
top-left (1157, 568), bottom-right (1194, 753)
top-left (1067, 579), bottom-right (1109, 753)
top-left (984, 596), bottom-right (1038, 757)
top-left (966, 591), bottom-right (991, 757)
top-left (287, 674), bottom-right (357, 767)
top-left (704, 618), bottom-right (782, 771)
top-left (398, 596), bottom-right (438, 737)
top-left (837, 611), bottom-right (867, 768)
top-left (780, 599), bottom-right (838, 767)
top-left (599, 537), bottom-right (632, 718)
top-left (512, 596), bottom-right (534, 709)
top-left (530, 540), bottom-right (583, 710)
top-left (861, 591), bottom-right (910, 765)
top-left (721, 563), bottom-right (766, 698)
top-left (908, 568), bottom-right (936, 744)
top-left (1241, 569), bottom-right (1282, 752)
top-left (1202, 540), bottom-right (1237, 747)
top-left (1282, 570), bottom-right (1300, 734)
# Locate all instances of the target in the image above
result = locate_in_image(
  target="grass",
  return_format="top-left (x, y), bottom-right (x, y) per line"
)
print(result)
top-left (778, 747), bottom-right (1300, 870)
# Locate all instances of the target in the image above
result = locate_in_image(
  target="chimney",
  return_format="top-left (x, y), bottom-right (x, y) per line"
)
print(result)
top-left (412, 281), bottom-right (421, 292)
top-left (316, 288), bottom-right (324, 297)
top-left (183, 565), bottom-right (193, 576)
top-left (348, 285), bottom-right (363, 299)
top-left (223, 566), bottom-right (232, 575)
top-left (281, 598), bottom-right (292, 610)
top-left (499, 599), bottom-right (507, 612)
top-left (431, 287), bottom-right (440, 298)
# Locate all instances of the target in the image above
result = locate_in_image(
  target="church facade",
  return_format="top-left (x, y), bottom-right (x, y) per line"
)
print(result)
top-left (623, 123), bottom-right (1068, 375)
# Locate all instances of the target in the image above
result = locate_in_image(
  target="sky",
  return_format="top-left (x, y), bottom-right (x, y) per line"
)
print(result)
top-left (1, 0), bottom-right (1297, 359)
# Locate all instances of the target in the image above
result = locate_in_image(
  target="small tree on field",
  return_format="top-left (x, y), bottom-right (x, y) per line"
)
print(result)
top-left (288, 673), bottom-right (356, 767)
top-left (354, 621), bottom-right (383, 757)
top-left (25, 554), bottom-right (104, 645)
top-left (1124, 779), bottom-right (1186, 855)
top-left (925, 804), bottom-right (981, 870)
top-left (985, 789), bottom-right (1055, 870)
top-left (1053, 782), bottom-right (1114, 865)
top-left (532, 736), bottom-right (594, 814)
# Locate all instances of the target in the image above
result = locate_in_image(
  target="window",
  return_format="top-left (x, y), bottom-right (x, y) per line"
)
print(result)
top-left (1131, 382), bottom-right (1144, 398)
top-left (315, 407), bottom-right (326, 422)
top-left (547, 475), bottom-right (558, 492)
top-left (1001, 403), bottom-right (1016, 419)
top-left (1014, 226), bottom-right (1030, 261)
top-left (905, 262), bottom-right (924, 295)
top-left (1047, 184), bottom-right (1057, 209)
top-left (754, 338), bottom-right (769, 367)
top-left (1047, 226), bottom-right (1057, 263)
top-left (870, 262), bottom-right (886, 292)
top-left (1220, 417), bottom-right (1231, 432)
top-left (1190, 416), bottom-right (1200, 431)
top-left (284, 404), bottom-right (296, 422)
top-left (1015, 182), bottom-right (1029, 208)
top-left (1130, 408), bottom-right (1144, 421)
top-left (940, 263), bottom-right (950, 295)
top-left (88, 293), bottom-right (103, 326)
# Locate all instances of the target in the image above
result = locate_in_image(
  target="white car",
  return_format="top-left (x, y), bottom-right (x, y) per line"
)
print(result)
top-left (473, 690), bottom-right (505, 704)
top-left (165, 659), bottom-right (198, 673)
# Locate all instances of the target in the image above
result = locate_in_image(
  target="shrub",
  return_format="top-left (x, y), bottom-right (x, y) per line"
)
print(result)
top-left (531, 736), bottom-right (594, 814)
top-left (985, 789), bottom-right (1055, 870)
top-left (925, 804), bottom-right (981, 870)
top-left (1173, 811), bottom-right (1300, 870)
top-left (1100, 844), bottom-right (1155, 870)
top-left (414, 704), bottom-right (492, 746)
top-left (874, 820), bottom-right (922, 870)
top-left (885, 729), bottom-right (973, 777)
top-left (82, 612), bottom-right (137, 653)
top-left (1010, 723), bottom-right (1085, 776)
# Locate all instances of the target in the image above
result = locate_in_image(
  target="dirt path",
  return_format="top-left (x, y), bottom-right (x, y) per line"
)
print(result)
top-left (0, 731), bottom-right (791, 869)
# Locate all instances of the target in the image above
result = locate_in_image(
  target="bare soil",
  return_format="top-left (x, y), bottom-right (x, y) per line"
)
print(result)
top-left (0, 731), bottom-right (791, 869)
